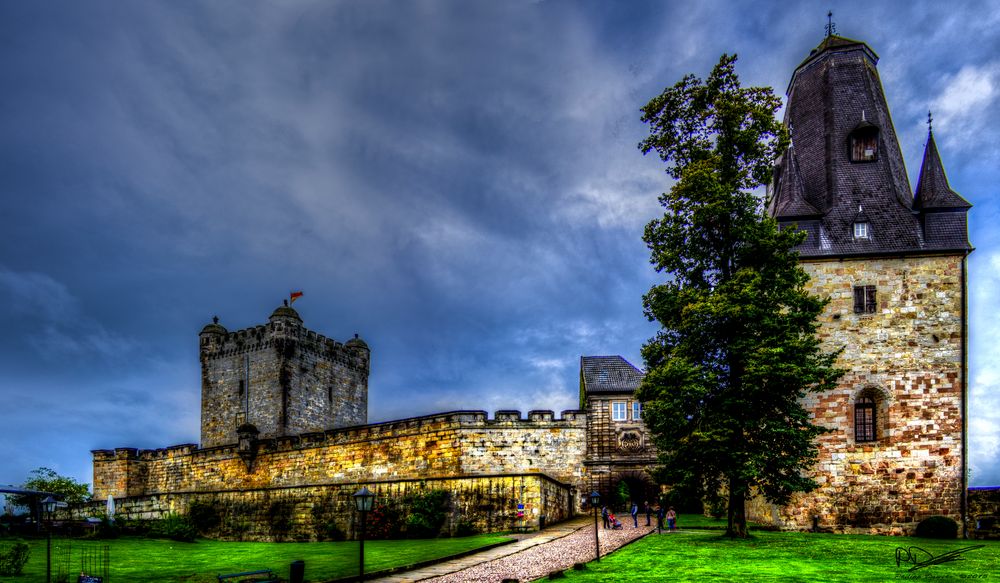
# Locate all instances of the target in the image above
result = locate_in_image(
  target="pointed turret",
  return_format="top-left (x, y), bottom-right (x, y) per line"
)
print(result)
top-left (914, 129), bottom-right (972, 250)
top-left (915, 131), bottom-right (971, 211)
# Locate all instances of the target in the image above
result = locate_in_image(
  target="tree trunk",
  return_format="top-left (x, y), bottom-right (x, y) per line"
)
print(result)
top-left (725, 481), bottom-right (748, 538)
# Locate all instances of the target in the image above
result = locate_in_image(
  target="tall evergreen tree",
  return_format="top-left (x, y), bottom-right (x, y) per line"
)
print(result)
top-left (635, 55), bottom-right (842, 538)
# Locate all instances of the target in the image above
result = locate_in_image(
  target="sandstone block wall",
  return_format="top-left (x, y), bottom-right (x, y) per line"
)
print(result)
top-left (93, 409), bottom-right (588, 532)
top-left (200, 314), bottom-right (368, 448)
top-left (752, 255), bottom-right (966, 534)
top-left (71, 474), bottom-right (571, 541)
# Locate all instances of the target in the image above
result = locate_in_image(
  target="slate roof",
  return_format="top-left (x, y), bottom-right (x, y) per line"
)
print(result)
top-left (915, 131), bottom-right (972, 211)
top-left (581, 355), bottom-right (643, 394)
top-left (769, 34), bottom-right (971, 257)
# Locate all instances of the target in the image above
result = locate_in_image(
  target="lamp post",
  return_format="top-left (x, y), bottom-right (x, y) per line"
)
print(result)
top-left (352, 486), bottom-right (375, 583)
top-left (589, 491), bottom-right (601, 562)
top-left (41, 496), bottom-right (57, 583)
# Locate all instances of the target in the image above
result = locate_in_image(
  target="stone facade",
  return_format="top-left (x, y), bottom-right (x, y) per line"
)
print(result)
top-left (579, 356), bottom-right (657, 502)
top-left (199, 305), bottom-right (369, 448)
top-left (746, 255), bottom-right (967, 534)
top-left (95, 410), bottom-right (586, 499)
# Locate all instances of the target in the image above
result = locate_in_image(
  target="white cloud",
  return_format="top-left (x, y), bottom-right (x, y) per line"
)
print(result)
top-left (929, 63), bottom-right (1000, 152)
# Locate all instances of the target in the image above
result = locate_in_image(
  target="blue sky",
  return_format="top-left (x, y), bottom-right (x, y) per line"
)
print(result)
top-left (1, 0), bottom-right (998, 491)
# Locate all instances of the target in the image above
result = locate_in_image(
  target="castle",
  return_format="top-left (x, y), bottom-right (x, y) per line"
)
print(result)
top-left (82, 33), bottom-right (970, 538)
top-left (88, 305), bottom-right (653, 538)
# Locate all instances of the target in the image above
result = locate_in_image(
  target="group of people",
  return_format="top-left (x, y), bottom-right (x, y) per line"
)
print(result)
top-left (600, 501), bottom-right (676, 532)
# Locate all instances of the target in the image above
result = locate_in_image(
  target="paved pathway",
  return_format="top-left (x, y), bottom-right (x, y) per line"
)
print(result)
top-left (372, 517), bottom-right (653, 583)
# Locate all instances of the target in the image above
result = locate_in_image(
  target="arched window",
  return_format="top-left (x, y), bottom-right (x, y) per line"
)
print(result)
top-left (855, 396), bottom-right (877, 442)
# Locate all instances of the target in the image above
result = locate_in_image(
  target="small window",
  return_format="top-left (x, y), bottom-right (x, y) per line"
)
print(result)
top-left (855, 396), bottom-right (876, 442)
top-left (853, 285), bottom-right (876, 314)
top-left (632, 402), bottom-right (643, 421)
top-left (238, 379), bottom-right (245, 397)
top-left (611, 401), bottom-right (627, 421)
top-left (853, 222), bottom-right (869, 239)
top-left (327, 386), bottom-right (333, 403)
top-left (849, 125), bottom-right (879, 162)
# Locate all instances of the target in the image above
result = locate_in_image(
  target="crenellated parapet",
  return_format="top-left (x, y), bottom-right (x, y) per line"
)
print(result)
top-left (199, 306), bottom-right (369, 448)
top-left (92, 409), bottom-right (588, 501)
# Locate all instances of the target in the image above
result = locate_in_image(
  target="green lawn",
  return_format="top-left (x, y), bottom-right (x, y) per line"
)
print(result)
top-left (556, 530), bottom-right (1000, 582)
top-left (672, 513), bottom-right (764, 529)
top-left (7, 534), bottom-right (510, 582)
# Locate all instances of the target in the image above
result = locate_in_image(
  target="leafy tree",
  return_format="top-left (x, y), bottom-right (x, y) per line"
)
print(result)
top-left (12, 467), bottom-right (91, 507)
top-left (636, 54), bottom-right (842, 538)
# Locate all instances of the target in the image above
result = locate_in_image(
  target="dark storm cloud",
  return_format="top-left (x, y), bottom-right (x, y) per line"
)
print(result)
top-left (1, 0), bottom-right (998, 488)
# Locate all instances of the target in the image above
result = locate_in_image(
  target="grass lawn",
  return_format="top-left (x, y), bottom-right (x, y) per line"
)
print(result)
top-left (672, 514), bottom-right (764, 529)
top-left (8, 533), bottom-right (510, 582)
top-left (556, 530), bottom-right (1000, 582)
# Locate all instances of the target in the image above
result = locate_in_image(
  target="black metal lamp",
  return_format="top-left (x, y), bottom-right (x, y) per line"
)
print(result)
top-left (41, 496), bottom-right (57, 583)
top-left (353, 487), bottom-right (375, 582)
top-left (589, 491), bottom-right (601, 562)
top-left (353, 486), bottom-right (375, 513)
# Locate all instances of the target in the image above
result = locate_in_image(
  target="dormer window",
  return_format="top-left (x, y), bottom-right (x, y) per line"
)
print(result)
top-left (849, 120), bottom-right (879, 162)
top-left (853, 221), bottom-right (869, 239)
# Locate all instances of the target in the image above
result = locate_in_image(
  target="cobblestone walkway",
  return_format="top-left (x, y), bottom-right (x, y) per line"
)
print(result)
top-left (372, 517), bottom-right (653, 583)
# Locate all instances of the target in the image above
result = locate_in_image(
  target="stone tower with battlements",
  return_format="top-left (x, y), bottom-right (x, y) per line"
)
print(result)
top-left (767, 34), bottom-right (972, 532)
top-left (199, 305), bottom-right (370, 448)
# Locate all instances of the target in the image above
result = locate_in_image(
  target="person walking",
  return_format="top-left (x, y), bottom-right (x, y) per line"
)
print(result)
top-left (630, 502), bottom-right (639, 527)
top-left (644, 501), bottom-right (651, 526)
top-left (656, 504), bottom-right (665, 534)
top-left (666, 506), bottom-right (677, 532)
top-left (601, 505), bottom-right (610, 529)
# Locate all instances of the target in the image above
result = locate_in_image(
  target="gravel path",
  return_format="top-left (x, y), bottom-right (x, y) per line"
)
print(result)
top-left (424, 522), bottom-right (651, 583)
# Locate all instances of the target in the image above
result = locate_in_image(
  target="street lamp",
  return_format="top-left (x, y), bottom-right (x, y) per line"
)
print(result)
top-left (352, 487), bottom-right (375, 583)
top-left (41, 496), bottom-right (57, 583)
top-left (589, 491), bottom-right (601, 562)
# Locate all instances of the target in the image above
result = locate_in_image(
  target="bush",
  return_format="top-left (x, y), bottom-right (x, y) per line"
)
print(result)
top-left (366, 502), bottom-right (402, 540)
top-left (150, 513), bottom-right (198, 542)
top-left (915, 515), bottom-right (958, 539)
top-left (0, 541), bottom-right (30, 576)
top-left (95, 515), bottom-right (120, 539)
top-left (311, 497), bottom-right (346, 541)
top-left (454, 518), bottom-right (478, 537)
top-left (266, 501), bottom-right (294, 538)
top-left (187, 500), bottom-right (221, 534)
top-left (404, 490), bottom-right (450, 539)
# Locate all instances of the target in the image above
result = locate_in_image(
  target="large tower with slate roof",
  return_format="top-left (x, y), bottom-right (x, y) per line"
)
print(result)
top-left (767, 33), bottom-right (971, 533)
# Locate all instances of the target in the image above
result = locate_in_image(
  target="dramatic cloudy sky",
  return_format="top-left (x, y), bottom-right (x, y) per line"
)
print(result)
top-left (1, 0), bottom-right (998, 492)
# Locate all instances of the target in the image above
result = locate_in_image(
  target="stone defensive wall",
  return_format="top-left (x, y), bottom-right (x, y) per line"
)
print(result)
top-left (69, 473), bottom-right (571, 541)
top-left (90, 409), bottom-right (587, 535)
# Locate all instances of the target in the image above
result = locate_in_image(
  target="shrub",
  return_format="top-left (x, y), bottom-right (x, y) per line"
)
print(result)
top-left (267, 501), bottom-right (294, 538)
top-left (915, 515), bottom-right (958, 539)
top-left (454, 518), bottom-right (478, 537)
top-left (150, 513), bottom-right (198, 542)
top-left (95, 515), bottom-right (120, 539)
top-left (187, 500), bottom-right (221, 534)
top-left (366, 502), bottom-right (402, 540)
top-left (404, 490), bottom-right (450, 539)
top-left (0, 541), bottom-right (30, 576)
top-left (311, 497), bottom-right (346, 541)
